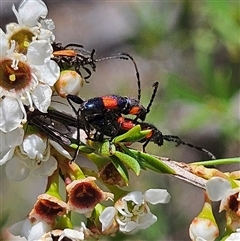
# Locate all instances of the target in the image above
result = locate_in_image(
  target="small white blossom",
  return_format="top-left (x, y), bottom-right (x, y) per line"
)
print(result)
top-left (100, 189), bottom-right (170, 234)
top-left (5, 134), bottom-right (57, 181)
top-left (8, 0), bottom-right (54, 42)
top-left (206, 177), bottom-right (240, 230)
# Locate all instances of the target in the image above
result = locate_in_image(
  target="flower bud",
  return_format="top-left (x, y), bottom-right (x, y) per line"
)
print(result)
top-left (54, 70), bottom-right (84, 97)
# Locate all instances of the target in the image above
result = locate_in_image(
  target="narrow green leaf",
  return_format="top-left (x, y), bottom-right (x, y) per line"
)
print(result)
top-left (109, 155), bottom-right (129, 185)
top-left (114, 151), bottom-right (141, 176)
top-left (130, 150), bottom-right (175, 174)
top-left (118, 143), bottom-right (146, 170)
top-left (112, 125), bottom-right (150, 143)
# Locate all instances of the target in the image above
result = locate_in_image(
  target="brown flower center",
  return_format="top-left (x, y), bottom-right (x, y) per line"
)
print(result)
top-left (70, 182), bottom-right (103, 209)
top-left (0, 59), bottom-right (32, 92)
top-left (10, 29), bottom-right (35, 54)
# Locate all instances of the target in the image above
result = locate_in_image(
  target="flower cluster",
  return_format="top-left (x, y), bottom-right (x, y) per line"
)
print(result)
top-left (1, 0), bottom-right (239, 241)
top-left (0, 0), bottom-right (60, 181)
top-left (1, 1), bottom-right (172, 240)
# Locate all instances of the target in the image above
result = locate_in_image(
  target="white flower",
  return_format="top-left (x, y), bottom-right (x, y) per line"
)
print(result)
top-left (8, 0), bottom-right (55, 44)
top-left (206, 177), bottom-right (240, 230)
top-left (5, 134), bottom-right (57, 181)
top-left (0, 37), bottom-right (60, 131)
top-left (0, 127), bottom-right (24, 165)
top-left (100, 189), bottom-right (171, 234)
top-left (9, 217), bottom-right (51, 241)
top-left (0, 0), bottom-right (59, 132)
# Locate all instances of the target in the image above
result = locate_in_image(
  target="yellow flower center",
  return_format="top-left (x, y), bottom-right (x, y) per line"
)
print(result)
top-left (0, 59), bottom-right (32, 92)
top-left (9, 29), bottom-right (35, 54)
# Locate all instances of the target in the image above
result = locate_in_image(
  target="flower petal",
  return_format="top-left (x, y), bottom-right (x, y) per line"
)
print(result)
top-left (49, 140), bottom-right (73, 160)
top-left (59, 229), bottom-right (85, 241)
top-left (122, 191), bottom-right (144, 204)
top-left (206, 177), bottom-right (232, 201)
top-left (36, 60), bottom-right (60, 86)
top-left (144, 189), bottom-right (171, 204)
top-left (120, 220), bottom-right (138, 233)
top-left (99, 206), bottom-right (116, 232)
top-left (27, 40), bottom-right (51, 65)
top-left (138, 212), bottom-right (157, 229)
top-left (9, 218), bottom-right (51, 241)
top-left (31, 84), bottom-right (52, 113)
top-left (27, 221), bottom-right (51, 241)
top-left (32, 156), bottom-right (57, 177)
top-left (0, 128), bottom-right (24, 165)
top-left (0, 97), bottom-right (24, 132)
top-left (0, 146), bottom-right (15, 166)
top-left (22, 134), bottom-right (47, 159)
top-left (5, 157), bottom-right (30, 181)
top-left (18, 0), bottom-right (48, 27)
top-left (0, 28), bottom-right (8, 58)
top-left (6, 127), bottom-right (24, 147)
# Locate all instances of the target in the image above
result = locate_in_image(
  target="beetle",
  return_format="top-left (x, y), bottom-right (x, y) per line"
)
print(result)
top-left (66, 81), bottom-right (158, 139)
top-left (52, 42), bottom-right (133, 81)
top-left (52, 42), bottom-right (96, 80)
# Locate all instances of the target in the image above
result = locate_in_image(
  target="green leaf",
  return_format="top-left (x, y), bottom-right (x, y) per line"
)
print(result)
top-left (119, 143), bottom-right (146, 170)
top-left (112, 125), bottom-right (151, 143)
top-left (130, 150), bottom-right (175, 174)
top-left (114, 151), bottom-right (141, 176)
top-left (109, 155), bottom-right (129, 185)
top-left (97, 141), bottom-right (116, 157)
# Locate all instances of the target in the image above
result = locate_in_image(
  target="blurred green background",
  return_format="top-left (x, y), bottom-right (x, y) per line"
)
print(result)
top-left (1, 1), bottom-right (239, 240)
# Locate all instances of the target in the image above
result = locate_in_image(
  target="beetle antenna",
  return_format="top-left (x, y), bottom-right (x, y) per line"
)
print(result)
top-left (96, 52), bottom-right (141, 101)
top-left (146, 82), bottom-right (159, 114)
top-left (163, 135), bottom-right (216, 159)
